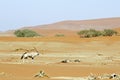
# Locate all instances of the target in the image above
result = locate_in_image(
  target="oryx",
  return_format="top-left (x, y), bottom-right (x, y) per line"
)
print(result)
top-left (21, 47), bottom-right (42, 63)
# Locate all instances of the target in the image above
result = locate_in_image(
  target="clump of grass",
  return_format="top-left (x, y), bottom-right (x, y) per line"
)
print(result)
top-left (34, 70), bottom-right (49, 78)
top-left (55, 34), bottom-right (65, 37)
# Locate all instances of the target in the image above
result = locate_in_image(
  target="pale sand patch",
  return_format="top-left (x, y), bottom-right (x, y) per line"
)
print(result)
top-left (51, 77), bottom-right (88, 80)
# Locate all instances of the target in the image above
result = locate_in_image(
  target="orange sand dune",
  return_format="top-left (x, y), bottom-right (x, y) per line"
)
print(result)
top-left (1, 17), bottom-right (120, 37)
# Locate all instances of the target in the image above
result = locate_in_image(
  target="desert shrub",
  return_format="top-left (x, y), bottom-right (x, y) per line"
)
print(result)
top-left (77, 30), bottom-right (88, 35)
top-left (77, 29), bottom-right (102, 38)
top-left (14, 29), bottom-right (40, 37)
top-left (77, 30), bottom-right (88, 37)
top-left (55, 34), bottom-right (65, 37)
top-left (102, 29), bottom-right (117, 36)
top-left (14, 30), bottom-right (24, 37)
top-left (78, 29), bottom-right (117, 38)
top-left (89, 29), bottom-right (102, 37)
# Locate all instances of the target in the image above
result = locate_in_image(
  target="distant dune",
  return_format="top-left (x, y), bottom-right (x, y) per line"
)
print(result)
top-left (1, 17), bottom-right (120, 36)
top-left (26, 17), bottom-right (120, 30)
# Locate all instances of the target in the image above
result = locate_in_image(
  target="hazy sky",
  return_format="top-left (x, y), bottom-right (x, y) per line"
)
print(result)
top-left (0, 0), bottom-right (120, 31)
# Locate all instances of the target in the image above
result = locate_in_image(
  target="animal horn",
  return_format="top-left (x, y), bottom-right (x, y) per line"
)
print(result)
top-left (27, 49), bottom-right (29, 51)
top-left (33, 47), bottom-right (38, 52)
top-left (25, 49), bottom-right (29, 52)
top-left (14, 48), bottom-right (28, 52)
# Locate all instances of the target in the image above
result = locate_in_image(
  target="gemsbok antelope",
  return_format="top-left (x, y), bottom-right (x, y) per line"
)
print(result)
top-left (21, 47), bottom-right (42, 63)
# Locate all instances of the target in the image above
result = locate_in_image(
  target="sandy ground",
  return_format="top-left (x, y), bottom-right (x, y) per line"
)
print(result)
top-left (0, 36), bottom-right (120, 80)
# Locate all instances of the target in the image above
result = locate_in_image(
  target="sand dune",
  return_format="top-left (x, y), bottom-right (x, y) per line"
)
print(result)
top-left (24, 17), bottom-right (120, 31)
top-left (1, 17), bottom-right (120, 37)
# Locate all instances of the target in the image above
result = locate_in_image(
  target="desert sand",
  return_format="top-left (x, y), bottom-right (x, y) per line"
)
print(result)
top-left (0, 18), bottom-right (120, 80)
top-left (0, 36), bottom-right (120, 80)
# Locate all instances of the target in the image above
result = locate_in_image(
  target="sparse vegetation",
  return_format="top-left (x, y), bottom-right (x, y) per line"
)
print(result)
top-left (14, 29), bottom-right (40, 37)
top-left (78, 29), bottom-right (117, 38)
top-left (102, 29), bottom-right (118, 36)
top-left (34, 70), bottom-right (49, 78)
top-left (55, 34), bottom-right (65, 37)
top-left (77, 29), bottom-right (102, 38)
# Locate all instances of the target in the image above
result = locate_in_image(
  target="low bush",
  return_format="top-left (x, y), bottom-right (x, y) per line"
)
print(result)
top-left (78, 29), bottom-right (117, 38)
top-left (77, 29), bottom-right (102, 38)
top-left (14, 29), bottom-right (40, 37)
top-left (102, 29), bottom-right (117, 36)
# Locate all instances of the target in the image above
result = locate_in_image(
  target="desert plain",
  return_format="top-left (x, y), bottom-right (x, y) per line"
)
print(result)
top-left (0, 18), bottom-right (120, 80)
top-left (0, 36), bottom-right (120, 80)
